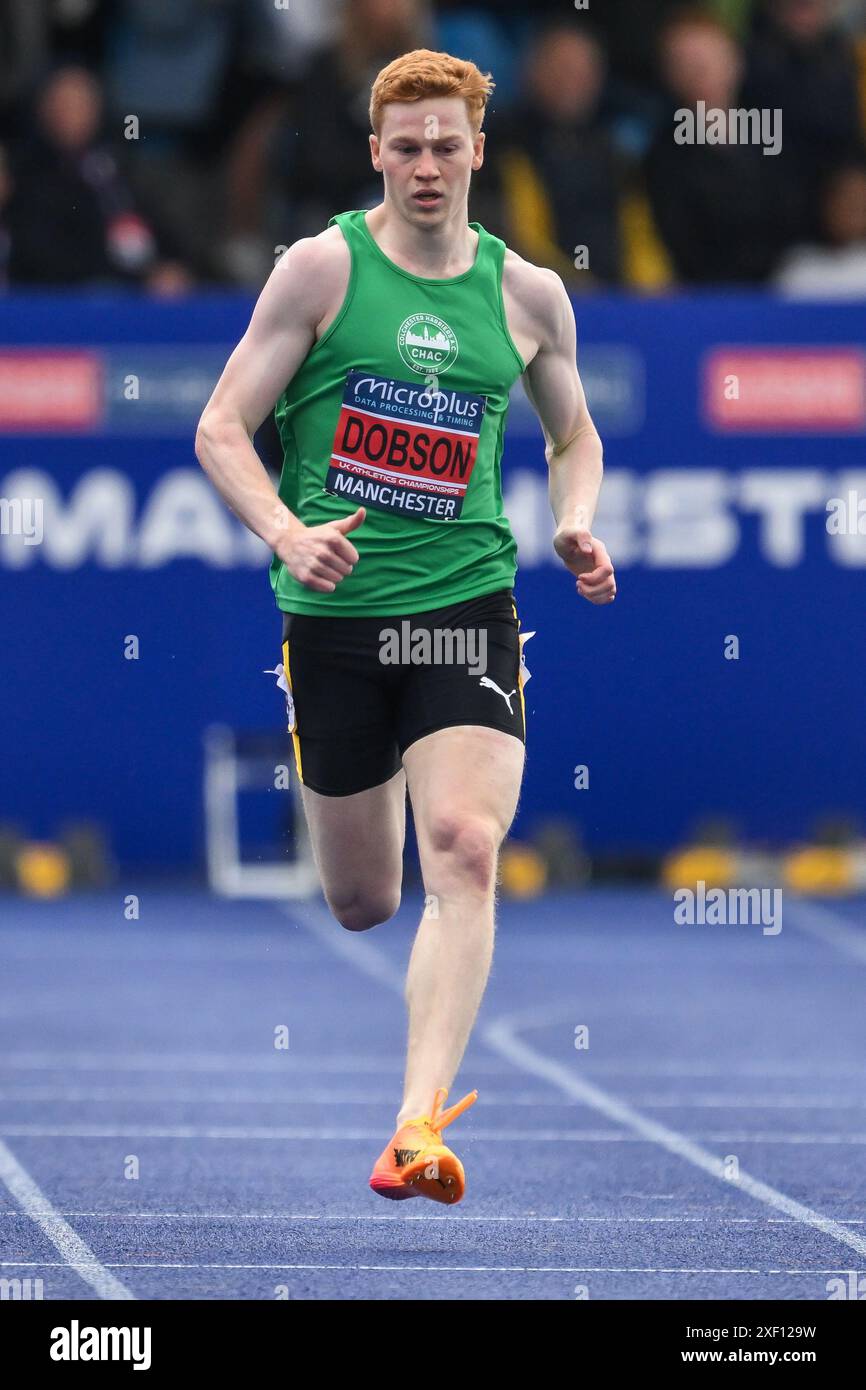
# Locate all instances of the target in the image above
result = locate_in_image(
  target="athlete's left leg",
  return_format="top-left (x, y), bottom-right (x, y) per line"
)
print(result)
top-left (397, 723), bottom-right (525, 1125)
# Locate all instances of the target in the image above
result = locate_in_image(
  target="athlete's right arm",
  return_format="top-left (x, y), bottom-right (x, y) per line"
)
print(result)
top-left (195, 235), bottom-right (364, 593)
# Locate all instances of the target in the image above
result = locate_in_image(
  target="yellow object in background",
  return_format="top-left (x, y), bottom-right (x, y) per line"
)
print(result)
top-left (500, 843), bottom-right (547, 898)
top-left (16, 842), bottom-right (71, 897)
top-left (620, 190), bottom-right (674, 291)
top-left (662, 847), bottom-right (737, 890)
top-left (783, 846), bottom-right (855, 896)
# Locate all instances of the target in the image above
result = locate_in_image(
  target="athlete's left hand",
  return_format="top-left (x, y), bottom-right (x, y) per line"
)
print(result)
top-left (553, 525), bottom-right (616, 605)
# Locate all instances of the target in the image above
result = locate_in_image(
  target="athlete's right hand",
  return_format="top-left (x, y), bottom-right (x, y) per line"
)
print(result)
top-left (276, 507), bottom-right (365, 593)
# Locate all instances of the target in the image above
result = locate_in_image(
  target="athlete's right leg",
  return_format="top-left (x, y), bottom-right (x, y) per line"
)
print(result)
top-left (300, 770), bottom-right (406, 932)
top-left (279, 610), bottom-right (406, 932)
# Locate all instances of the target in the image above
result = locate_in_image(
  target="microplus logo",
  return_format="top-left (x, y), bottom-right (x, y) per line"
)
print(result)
top-left (49, 1321), bottom-right (152, 1371)
top-left (673, 881), bottom-right (782, 936)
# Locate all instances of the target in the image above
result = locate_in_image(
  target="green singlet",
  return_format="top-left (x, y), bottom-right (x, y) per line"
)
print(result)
top-left (270, 208), bottom-right (527, 616)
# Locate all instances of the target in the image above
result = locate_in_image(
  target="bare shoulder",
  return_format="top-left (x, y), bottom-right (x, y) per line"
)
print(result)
top-left (502, 247), bottom-right (562, 303)
top-left (262, 224), bottom-right (350, 326)
top-left (501, 248), bottom-right (573, 353)
top-left (276, 224), bottom-right (349, 282)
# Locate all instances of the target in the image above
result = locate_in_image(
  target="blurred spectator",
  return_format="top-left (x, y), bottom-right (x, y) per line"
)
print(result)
top-left (435, 0), bottom-right (561, 14)
top-left (220, 0), bottom-right (341, 286)
top-left (5, 66), bottom-right (182, 288)
top-left (593, 0), bottom-right (693, 92)
top-left (241, 0), bottom-right (341, 87)
top-left (104, 0), bottom-right (238, 139)
top-left (710, 1), bottom-right (759, 36)
top-left (433, 8), bottom-right (519, 106)
top-left (4, 0), bottom-right (862, 295)
top-left (0, 1), bottom-right (109, 138)
top-left (495, 25), bottom-right (624, 287)
top-left (101, 0), bottom-right (244, 283)
top-left (46, 0), bottom-right (109, 66)
top-left (774, 160), bottom-right (866, 295)
top-left (146, 258), bottom-right (196, 297)
top-left (274, 0), bottom-right (434, 238)
top-left (645, 10), bottom-right (801, 284)
top-left (0, 144), bottom-right (11, 287)
top-left (742, 0), bottom-right (864, 239)
top-left (0, 3), bottom-right (44, 138)
top-left (839, 0), bottom-right (866, 24)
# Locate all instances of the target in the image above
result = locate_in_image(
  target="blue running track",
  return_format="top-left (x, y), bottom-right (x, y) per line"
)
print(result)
top-left (1, 888), bottom-right (865, 1300)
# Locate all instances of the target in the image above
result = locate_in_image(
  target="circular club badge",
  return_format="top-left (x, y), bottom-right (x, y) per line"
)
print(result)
top-left (397, 312), bottom-right (459, 375)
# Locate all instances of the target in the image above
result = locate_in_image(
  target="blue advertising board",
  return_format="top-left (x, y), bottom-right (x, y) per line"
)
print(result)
top-left (1, 292), bottom-right (864, 870)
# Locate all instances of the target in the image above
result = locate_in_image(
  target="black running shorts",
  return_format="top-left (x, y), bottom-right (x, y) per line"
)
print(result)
top-left (278, 587), bottom-right (527, 797)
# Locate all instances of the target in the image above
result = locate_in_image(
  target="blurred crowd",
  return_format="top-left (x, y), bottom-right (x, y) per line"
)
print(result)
top-left (2, 0), bottom-right (866, 296)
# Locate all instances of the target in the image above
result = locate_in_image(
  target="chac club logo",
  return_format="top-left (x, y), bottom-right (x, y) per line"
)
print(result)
top-left (397, 312), bottom-right (459, 375)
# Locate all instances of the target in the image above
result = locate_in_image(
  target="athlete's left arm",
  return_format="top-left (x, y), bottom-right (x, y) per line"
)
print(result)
top-left (522, 270), bottom-right (616, 606)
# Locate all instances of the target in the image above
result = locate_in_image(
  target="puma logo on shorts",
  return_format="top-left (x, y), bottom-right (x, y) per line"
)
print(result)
top-left (276, 588), bottom-right (528, 797)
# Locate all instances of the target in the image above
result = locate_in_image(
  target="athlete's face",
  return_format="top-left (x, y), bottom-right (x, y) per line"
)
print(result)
top-left (370, 98), bottom-right (484, 227)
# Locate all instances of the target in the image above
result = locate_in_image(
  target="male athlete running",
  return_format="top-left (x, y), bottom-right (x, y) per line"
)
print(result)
top-left (196, 50), bottom-right (615, 1204)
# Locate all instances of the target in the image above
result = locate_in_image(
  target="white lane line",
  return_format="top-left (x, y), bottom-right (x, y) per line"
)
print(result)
top-left (628, 1096), bottom-right (866, 1110)
top-left (1, 1087), bottom-right (863, 1109)
top-left (0, 1260), bottom-right (861, 1276)
top-left (788, 899), bottom-right (866, 965)
top-left (294, 901), bottom-right (866, 1262)
top-left (0, 1126), bottom-right (390, 1140)
top-left (0, 1052), bottom-right (509, 1076)
top-left (0, 1210), bottom-right (861, 1225)
top-left (0, 1087), bottom-right (560, 1105)
top-left (0, 1139), bottom-right (134, 1300)
top-left (0, 1087), bottom-right (482, 1104)
top-left (533, 1064), bottom-right (866, 1078)
top-left (485, 1009), bottom-right (866, 1261)
top-left (0, 944), bottom-right (320, 964)
top-left (5, 1124), bottom-right (866, 1143)
top-left (2, 1052), bottom-right (865, 1080)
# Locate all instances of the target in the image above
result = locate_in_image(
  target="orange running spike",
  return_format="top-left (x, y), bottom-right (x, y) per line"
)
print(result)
top-left (368, 1089), bottom-right (478, 1204)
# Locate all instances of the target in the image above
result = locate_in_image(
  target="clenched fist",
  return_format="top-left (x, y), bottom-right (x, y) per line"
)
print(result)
top-left (553, 523), bottom-right (616, 605)
top-left (277, 506), bottom-right (365, 593)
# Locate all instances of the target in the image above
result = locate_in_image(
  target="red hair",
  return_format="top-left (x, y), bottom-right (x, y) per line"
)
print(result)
top-left (369, 49), bottom-right (494, 135)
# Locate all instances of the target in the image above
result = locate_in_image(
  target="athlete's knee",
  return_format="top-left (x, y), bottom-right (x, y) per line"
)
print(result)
top-left (327, 888), bottom-right (401, 933)
top-left (426, 814), bottom-right (500, 895)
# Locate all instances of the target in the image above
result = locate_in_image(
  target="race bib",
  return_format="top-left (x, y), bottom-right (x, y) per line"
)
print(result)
top-left (324, 370), bottom-right (486, 520)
